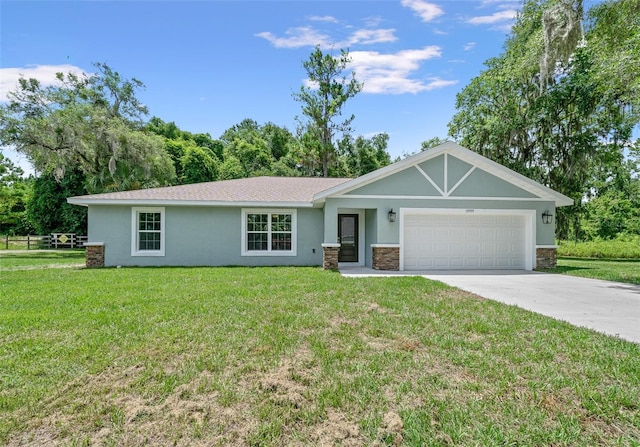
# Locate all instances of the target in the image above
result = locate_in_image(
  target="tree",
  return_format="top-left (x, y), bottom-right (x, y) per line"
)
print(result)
top-left (147, 117), bottom-right (224, 165)
top-left (448, 0), bottom-right (639, 239)
top-left (180, 144), bottom-right (218, 184)
top-left (0, 153), bottom-right (33, 234)
top-left (26, 170), bottom-right (87, 234)
top-left (218, 154), bottom-right (244, 180)
top-left (338, 133), bottom-right (391, 177)
top-left (293, 46), bottom-right (363, 177)
top-left (0, 63), bottom-right (175, 193)
top-left (581, 141), bottom-right (640, 239)
top-left (218, 119), bottom-right (297, 178)
top-left (420, 137), bottom-right (449, 151)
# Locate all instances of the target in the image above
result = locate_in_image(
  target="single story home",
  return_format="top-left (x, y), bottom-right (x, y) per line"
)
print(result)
top-left (68, 142), bottom-right (572, 270)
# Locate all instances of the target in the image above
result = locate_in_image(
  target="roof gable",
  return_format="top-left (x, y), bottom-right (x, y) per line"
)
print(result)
top-left (314, 142), bottom-right (573, 206)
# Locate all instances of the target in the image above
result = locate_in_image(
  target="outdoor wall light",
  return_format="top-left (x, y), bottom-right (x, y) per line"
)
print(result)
top-left (388, 209), bottom-right (396, 223)
top-left (542, 210), bottom-right (553, 224)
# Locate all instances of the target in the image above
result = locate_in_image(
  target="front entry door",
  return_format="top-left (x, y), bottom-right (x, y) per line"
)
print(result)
top-left (338, 214), bottom-right (358, 262)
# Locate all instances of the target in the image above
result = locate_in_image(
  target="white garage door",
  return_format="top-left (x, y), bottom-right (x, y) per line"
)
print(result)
top-left (403, 213), bottom-right (528, 270)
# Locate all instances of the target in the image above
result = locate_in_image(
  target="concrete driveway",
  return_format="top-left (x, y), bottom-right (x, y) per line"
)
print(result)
top-left (340, 267), bottom-right (640, 344)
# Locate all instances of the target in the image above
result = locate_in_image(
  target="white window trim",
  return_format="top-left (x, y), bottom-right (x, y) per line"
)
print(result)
top-left (241, 209), bottom-right (297, 256)
top-left (131, 207), bottom-right (166, 257)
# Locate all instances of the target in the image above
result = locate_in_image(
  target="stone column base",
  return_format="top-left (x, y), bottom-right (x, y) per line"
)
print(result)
top-left (85, 242), bottom-right (105, 268)
top-left (536, 246), bottom-right (557, 269)
top-left (372, 245), bottom-right (400, 271)
top-left (322, 244), bottom-right (340, 270)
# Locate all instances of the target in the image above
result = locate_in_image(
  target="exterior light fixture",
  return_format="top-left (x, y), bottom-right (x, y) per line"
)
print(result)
top-left (542, 210), bottom-right (553, 224)
top-left (388, 209), bottom-right (396, 222)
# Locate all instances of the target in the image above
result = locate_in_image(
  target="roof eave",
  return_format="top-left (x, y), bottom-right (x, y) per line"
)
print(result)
top-left (66, 198), bottom-right (315, 208)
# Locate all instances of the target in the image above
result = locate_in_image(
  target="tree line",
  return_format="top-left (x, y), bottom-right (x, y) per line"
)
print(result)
top-left (0, 50), bottom-right (390, 235)
top-left (2, 0), bottom-right (639, 242)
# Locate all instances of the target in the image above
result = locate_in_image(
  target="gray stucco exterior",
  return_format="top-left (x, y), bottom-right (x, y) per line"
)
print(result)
top-left (70, 143), bottom-right (573, 269)
top-left (88, 205), bottom-right (325, 267)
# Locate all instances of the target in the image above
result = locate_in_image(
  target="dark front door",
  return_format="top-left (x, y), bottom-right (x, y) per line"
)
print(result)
top-left (338, 214), bottom-right (358, 262)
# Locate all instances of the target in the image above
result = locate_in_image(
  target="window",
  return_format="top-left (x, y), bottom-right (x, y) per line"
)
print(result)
top-left (242, 209), bottom-right (296, 256)
top-left (131, 207), bottom-right (165, 256)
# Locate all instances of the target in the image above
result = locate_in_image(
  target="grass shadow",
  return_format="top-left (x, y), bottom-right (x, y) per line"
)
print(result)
top-left (559, 256), bottom-right (640, 263)
top-left (543, 265), bottom-right (593, 274)
top-left (0, 251), bottom-right (84, 260)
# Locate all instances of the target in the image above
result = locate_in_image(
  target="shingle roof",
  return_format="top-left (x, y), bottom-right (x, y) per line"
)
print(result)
top-left (68, 176), bottom-right (352, 206)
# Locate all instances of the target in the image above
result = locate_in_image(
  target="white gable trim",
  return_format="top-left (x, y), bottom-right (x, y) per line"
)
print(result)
top-left (334, 195), bottom-right (549, 201)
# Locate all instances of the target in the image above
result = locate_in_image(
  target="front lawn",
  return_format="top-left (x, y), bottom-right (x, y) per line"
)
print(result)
top-left (0, 250), bottom-right (85, 270)
top-left (546, 258), bottom-right (640, 285)
top-left (1, 263), bottom-right (638, 446)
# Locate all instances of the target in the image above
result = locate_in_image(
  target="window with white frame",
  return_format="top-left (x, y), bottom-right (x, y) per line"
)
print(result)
top-left (131, 207), bottom-right (165, 256)
top-left (242, 209), bottom-right (296, 256)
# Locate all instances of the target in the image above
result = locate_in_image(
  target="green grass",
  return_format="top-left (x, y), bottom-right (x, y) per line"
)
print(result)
top-left (1, 259), bottom-right (639, 446)
top-left (545, 257), bottom-right (640, 285)
top-left (0, 250), bottom-right (85, 269)
top-left (558, 235), bottom-right (640, 259)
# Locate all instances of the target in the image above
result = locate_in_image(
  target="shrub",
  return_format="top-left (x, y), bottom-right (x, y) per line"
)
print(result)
top-left (557, 234), bottom-right (640, 258)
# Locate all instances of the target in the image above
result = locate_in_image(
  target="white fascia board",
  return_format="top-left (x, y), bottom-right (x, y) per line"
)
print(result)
top-left (337, 195), bottom-right (549, 201)
top-left (66, 198), bottom-right (314, 208)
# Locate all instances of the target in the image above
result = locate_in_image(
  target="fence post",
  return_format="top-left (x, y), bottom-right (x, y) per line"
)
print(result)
top-left (27, 235), bottom-right (31, 250)
top-left (4, 234), bottom-right (7, 250)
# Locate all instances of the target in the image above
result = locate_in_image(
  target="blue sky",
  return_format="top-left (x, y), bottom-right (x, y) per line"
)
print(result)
top-left (1, 0), bottom-right (526, 173)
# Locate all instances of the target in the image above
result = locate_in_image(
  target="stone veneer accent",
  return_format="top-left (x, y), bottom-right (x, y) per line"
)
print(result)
top-left (372, 245), bottom-right (400, 271)
top-left (322, 244), bottom-right (340, 270)
top-left (536, 247), bottom-right (557, 269)
top-left (85, 243), bottom-right (105, 268)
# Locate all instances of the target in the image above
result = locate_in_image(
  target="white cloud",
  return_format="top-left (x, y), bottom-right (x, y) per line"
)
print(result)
top-left (0, 64), bottom-right (87, 102)
top-left (401, 0), bottom-right (444, 22)
top-left (256, 27), bottom-right (332, 49)
top-left (464, 42), bottom-right (476, 51)
top-left (309, 15), bottom-right (339, 23)
top-left (347, 47), bottom-right (457, 94)
top-left (479, 0), bottom-right (521, 8)
top-left (362, 16), bottom-right (383, 27)
top-left (467, 9), bottom-right (517, 25)
top-left (256, 26), bottom-right (397, 49)
top-left (347, 29), bottom-right (397, 45)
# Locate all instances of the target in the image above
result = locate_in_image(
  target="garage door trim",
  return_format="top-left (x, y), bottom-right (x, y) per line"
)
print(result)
top-left (399, 208), bottom-right (536, 271)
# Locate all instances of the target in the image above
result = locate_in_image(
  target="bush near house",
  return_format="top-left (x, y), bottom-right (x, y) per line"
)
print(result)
top-left (557, 234), bottom-right (640, 259)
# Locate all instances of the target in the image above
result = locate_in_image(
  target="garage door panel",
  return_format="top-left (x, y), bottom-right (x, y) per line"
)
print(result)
top-left (403, 213), bottom-right (528, 270)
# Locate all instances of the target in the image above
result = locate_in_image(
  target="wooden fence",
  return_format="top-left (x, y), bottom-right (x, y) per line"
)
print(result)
top-left (2, 234), bottom-right (88, 250)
